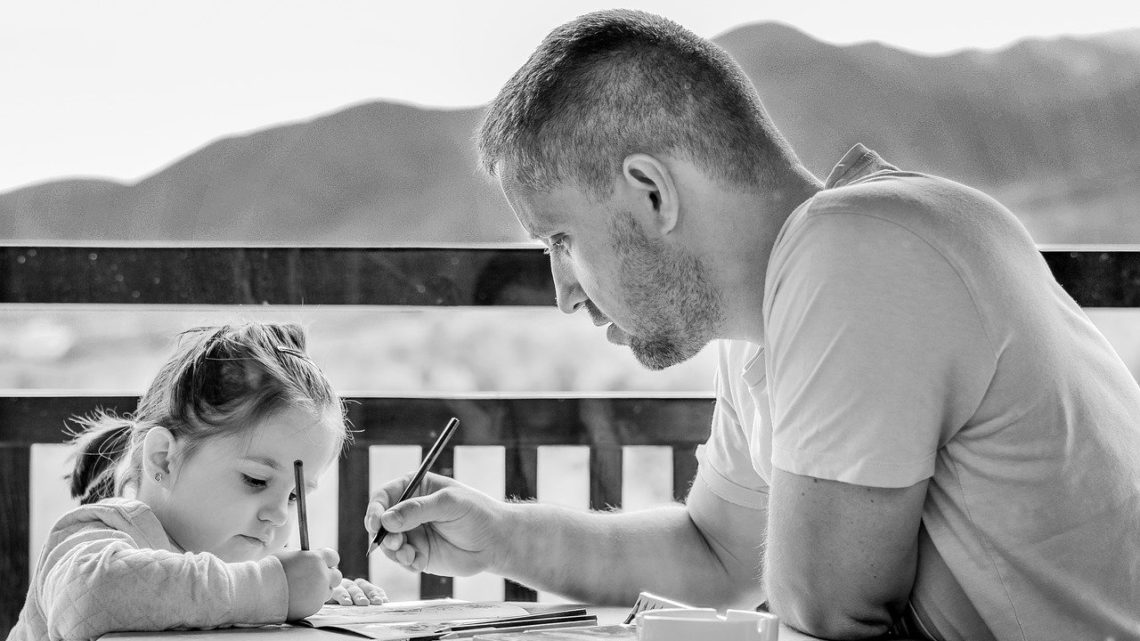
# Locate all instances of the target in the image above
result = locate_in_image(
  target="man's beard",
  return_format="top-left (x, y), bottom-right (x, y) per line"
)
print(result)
top-left (607, 210), bottom-right (725, 370)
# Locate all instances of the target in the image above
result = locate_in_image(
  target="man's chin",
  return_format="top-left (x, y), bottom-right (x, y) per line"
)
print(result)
top-left (607, 324), bottom-right (705, 370)
top-left (630, 337), bottom-right (704, 371)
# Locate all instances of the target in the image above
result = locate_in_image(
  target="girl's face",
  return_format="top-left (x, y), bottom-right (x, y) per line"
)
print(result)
top-left (156, 406), bottom-right (339, 562)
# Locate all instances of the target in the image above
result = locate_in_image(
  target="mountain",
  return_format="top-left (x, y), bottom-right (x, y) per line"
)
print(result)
top-left (2, 24), bottom-right (1139, 244)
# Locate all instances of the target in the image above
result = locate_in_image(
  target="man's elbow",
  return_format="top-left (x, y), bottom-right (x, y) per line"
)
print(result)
top-left (772, 592), bottom-right (896, 640)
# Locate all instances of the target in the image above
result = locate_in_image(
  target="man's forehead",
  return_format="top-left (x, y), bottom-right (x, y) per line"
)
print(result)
top-left (500, 176), bottom-right (555, 237)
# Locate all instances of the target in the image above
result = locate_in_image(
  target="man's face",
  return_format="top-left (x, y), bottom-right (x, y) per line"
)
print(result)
top-left (501, 172), bottom-right (724, 370)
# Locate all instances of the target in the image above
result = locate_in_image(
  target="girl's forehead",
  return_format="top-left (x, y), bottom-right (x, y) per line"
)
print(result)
top-left (227, 407), bottom-right (341, 468)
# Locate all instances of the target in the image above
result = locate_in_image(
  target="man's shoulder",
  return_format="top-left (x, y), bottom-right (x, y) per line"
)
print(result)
top-left (782, 167), bottom-right (1025, 262)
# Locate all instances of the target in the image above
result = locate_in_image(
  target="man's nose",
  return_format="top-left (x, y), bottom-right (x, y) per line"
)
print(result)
top-left (552, 261), bottom-right (586, 314)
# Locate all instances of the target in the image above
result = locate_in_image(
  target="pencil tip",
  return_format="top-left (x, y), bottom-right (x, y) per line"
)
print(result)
top-left (366, 541), bottom-right (378, 556)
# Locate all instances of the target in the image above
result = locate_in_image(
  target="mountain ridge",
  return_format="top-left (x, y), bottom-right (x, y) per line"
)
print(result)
top-left (3, 23), bottom-right (1138, 244)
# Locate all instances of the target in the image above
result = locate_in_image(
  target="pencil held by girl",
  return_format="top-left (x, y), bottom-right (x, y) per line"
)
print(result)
top-left (9, 322), bottom-right (386, 641)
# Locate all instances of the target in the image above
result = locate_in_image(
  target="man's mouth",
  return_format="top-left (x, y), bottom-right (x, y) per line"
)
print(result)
top-left (606, 323), bottom-right (630, 346)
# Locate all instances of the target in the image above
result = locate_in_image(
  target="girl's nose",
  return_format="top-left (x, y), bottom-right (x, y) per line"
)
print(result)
top-left (258, 496), bottom-right (289, 526)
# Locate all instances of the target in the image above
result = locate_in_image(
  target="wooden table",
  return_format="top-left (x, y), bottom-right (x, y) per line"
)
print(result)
top-left (103, 606), bottom-right (822, 640)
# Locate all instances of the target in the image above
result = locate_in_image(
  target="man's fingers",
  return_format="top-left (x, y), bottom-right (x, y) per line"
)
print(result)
top-left (382, 486), bottom-right (463, 533)
top-left (366, 472), bottom-right (459, 534)
top-left (382, 531), bottom-right (404, 551)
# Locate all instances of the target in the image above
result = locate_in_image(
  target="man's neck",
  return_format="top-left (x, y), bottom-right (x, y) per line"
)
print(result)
top-left (714, 167), bottom-right (822, 344)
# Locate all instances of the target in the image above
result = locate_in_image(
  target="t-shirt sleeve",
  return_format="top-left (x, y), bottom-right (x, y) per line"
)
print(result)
top-left (763, 211), bottom-right (993, 487)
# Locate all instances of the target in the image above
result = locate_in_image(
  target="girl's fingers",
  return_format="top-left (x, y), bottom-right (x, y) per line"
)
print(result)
top-left (353, 577), bottom-right (389, 604)
top-left (330, 578), bottom-right (388, 606)
top-left (341, 579), bottom-right (368, 605)
top-left (329, 583), bottom-right (350, 605)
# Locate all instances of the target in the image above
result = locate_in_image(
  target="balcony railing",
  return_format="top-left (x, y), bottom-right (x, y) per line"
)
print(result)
top-left (3, 243), bottom-right (1140, 634)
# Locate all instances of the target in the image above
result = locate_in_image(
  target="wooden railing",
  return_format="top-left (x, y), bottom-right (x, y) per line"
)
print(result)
top-left (3, 243), bottom-right (1140, 633)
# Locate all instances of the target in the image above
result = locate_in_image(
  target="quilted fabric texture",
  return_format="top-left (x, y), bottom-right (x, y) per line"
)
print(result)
top-left (7, 498), bottom-right (288, 640)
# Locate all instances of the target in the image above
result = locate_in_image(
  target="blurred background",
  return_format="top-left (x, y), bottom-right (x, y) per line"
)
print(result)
top-left (4, 0), bottom-right (1140, 602)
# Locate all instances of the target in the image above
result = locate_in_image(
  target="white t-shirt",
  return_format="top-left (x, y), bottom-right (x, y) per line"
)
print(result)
top-left (697, 144), bottom-right (1140, 641)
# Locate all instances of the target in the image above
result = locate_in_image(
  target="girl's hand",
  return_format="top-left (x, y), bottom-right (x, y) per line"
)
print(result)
top-left (329, 577), bottom-right (388, 606)
top-left (274, 548), bottom-right (343, 620)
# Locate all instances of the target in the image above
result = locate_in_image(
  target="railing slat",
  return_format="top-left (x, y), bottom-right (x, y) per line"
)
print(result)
top-left (338, 446), bottom-right (371, 584)
top-left (672, 445), bottom-right (699, 504)
top-left (0, 446), bottom-right (31, 631)
top-left (504, 445), bottom-right (539, 601)
top-left (418, 448), bottom-right (455, 599)
top-left (589, 447), bottom-right (623, 512)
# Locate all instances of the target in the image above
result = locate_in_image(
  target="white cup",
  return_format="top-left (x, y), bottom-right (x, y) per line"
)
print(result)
top-left (637, 608), bottom-right (779, 641)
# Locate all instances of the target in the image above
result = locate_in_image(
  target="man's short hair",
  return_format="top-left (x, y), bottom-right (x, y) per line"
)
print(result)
top-left (477, 9), bottom-right (799, 198)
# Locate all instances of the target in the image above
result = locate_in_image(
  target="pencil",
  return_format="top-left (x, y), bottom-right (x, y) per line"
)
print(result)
top-left (293, 459), bottom-right (310, 551)
top-left (367, 417), bottom-right (461, 556)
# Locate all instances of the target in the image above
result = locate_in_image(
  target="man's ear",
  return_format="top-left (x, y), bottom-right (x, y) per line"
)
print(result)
top-left (621, 153), bottom-right (679, 235)
top-left (141, 427), bottom-right (177, 484)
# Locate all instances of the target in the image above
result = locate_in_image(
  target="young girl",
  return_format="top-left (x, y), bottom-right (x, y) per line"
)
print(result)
top-left (9, 322), bottom-right (386, 640)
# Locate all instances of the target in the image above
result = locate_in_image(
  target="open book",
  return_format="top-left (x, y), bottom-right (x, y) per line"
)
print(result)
top-left (299, 599), bottom-right (597, 640)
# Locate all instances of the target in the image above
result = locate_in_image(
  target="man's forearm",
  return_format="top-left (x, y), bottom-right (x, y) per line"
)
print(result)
top-left (492, 501), bottom-right (757, 607)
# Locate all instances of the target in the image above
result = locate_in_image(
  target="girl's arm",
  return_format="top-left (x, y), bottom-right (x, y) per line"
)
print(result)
top-left (37, 522), bottom-right (288, 638)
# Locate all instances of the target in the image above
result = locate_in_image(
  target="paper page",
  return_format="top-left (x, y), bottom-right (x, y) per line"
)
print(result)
top-left (303, 599), bottom-right (532, 638)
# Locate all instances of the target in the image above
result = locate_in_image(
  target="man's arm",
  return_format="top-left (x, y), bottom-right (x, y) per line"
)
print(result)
top-left (766, 468), bottom-right (927, 639)
top-left (369, 472), bottom-right (767, 608)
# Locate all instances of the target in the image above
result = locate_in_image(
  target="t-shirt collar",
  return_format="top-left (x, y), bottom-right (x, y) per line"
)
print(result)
top-left (823, 143), bottom-right (898, 189)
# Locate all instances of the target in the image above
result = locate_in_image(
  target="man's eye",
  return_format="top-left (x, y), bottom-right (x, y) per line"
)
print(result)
top-left (544, 236), bottom-right (569, 255)
top-left (242, 474), bottom-right (267, 489)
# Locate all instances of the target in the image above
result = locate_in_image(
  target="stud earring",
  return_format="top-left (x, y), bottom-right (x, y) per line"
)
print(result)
top-left (154, 472), bottom-right (163, 482)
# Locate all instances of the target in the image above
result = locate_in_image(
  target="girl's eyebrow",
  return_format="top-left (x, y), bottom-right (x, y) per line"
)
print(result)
top-left (241, 455), bottom-right (282, 471)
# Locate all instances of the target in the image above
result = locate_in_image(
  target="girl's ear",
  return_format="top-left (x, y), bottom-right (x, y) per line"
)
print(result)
top-left (141, 427), bottom-right (177, 484)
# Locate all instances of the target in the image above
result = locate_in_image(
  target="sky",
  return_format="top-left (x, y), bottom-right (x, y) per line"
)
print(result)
top-left (3, 0), bottom-right (1139, 194)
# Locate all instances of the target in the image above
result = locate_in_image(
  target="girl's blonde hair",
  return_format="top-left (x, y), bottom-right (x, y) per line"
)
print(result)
top-left (67, 322), bottom-right (349, 504)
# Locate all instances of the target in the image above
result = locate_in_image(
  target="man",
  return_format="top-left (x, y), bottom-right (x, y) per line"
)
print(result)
top-left (366, 10), bottom-right (1140, 640)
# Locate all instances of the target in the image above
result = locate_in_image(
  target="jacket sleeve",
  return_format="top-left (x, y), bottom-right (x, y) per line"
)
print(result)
top-left (36, 521), bottom-right (288, 639)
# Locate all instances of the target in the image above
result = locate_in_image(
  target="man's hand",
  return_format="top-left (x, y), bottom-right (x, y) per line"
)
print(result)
top-left (365, 472), bottom-right (505, 577)
top-left (273, 548), bottom-right (342, 620)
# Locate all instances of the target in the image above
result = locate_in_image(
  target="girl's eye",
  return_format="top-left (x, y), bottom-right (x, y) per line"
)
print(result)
top-left (241, 474), bottom-right (267, 489)
top-left (288, 492), bottom-right (298, 504)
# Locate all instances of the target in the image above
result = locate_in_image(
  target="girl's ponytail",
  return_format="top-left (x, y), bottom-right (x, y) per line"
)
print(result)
top-left (66, 412), bottom-right (134, 505)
